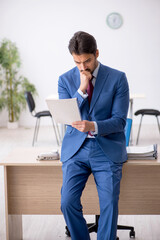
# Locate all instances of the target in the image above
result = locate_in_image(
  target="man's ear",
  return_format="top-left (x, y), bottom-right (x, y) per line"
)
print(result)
top-left (96, 49), bottom-right (99, 58)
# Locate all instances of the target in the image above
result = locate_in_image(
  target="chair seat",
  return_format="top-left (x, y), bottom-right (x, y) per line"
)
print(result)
top-left (25, 91), bottom-right (60, 146)
top-left (35, 111), bottom-right (51, 118)
top-left (135, 109), bottom-right (160, 116)
top-left (134, 108), bottom-right (160, 145)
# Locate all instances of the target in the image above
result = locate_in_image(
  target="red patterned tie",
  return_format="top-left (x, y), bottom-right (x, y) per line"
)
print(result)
top-left (87, 78), bottom-right (94, 106)
top-left (87, 78), bottom-right (94, 136)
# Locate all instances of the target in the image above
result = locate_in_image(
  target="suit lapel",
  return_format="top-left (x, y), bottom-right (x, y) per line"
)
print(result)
top-left (89, 64), bottom-right (109, 113)
top-left (73, 67), bottom-right (81, 91)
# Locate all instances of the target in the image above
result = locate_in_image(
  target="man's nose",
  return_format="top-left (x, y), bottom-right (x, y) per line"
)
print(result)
top-left (80, 63), bottom-right (87, 71)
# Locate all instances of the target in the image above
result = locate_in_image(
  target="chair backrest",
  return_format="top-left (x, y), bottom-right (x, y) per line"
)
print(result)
top-left (24, 91), bottom-right (35, 113)
top-left (125, 118), bottom-right (132, 146)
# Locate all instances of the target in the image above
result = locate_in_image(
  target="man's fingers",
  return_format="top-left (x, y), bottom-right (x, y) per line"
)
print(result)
top-left (80, 71), bottom-right (92, 78)
top-left (72, 121), bottom-right (82, 125)
top-left (72, 120), bottom-right (88, 132)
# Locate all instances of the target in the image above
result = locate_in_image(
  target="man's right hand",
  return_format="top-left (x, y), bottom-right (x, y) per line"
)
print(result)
top-left (79, 70), bottom-right (92, 94)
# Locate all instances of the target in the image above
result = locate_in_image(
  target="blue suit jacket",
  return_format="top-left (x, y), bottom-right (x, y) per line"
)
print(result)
top-left (58, 63), bottom-right (129, 163)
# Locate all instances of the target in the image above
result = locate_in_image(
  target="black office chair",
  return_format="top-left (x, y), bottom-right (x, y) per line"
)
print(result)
top-left (24, 91), bottom-right (60, 146)
top-left (65, 119), bottom-right (135, 239)
top-left (135, 109), bottom-right (160, 145)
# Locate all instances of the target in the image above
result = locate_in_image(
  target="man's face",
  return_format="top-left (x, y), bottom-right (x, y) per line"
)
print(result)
top-left (72, 50), bottom-right (99, 74)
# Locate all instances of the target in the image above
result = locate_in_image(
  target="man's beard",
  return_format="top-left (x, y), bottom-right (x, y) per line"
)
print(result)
top-left (80, 59), bottom-right (97, 74)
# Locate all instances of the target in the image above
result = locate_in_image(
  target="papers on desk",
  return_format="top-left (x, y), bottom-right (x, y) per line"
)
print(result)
top-left (46, 97), bottom-right (81, 125)
top-left (127, 144), bottom-right (157, 160)
top-left (37, 150), bottom-right (59, 161)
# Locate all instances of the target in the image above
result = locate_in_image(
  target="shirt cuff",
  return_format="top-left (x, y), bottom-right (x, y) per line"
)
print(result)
top-left (77, 88), bottom-right (88, 99)
top-left (90, 121), bottom-right (98, 135)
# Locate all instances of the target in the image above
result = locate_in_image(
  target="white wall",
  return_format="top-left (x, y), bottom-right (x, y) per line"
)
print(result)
top-left (0, 0), bottom-right (160, 126)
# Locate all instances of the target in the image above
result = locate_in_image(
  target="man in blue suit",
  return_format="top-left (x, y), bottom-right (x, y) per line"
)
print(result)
top-left (58, 31), bottom-right (129, 240)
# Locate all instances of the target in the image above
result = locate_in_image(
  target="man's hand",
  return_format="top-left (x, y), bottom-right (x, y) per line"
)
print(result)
top-left (79, 70), bottom-right (92, 94)
top-left (72, 120), bottom-right (95, 132)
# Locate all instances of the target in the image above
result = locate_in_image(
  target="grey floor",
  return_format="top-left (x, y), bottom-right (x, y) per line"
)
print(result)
top-left (0, 124), bottom-right (160, 240)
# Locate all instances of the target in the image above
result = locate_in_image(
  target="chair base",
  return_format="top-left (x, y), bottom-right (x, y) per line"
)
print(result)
top-left (65, 214), bottom-right (136, 239)
top-left (65, 225), bottom-right (120, 240)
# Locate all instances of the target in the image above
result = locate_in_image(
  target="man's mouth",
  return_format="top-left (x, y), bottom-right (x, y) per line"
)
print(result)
top-left (80, 69), bottom-right (91, 73)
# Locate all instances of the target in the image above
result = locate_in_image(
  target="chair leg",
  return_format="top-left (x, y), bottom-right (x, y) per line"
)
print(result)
top-left (35, 118), bottom-right (40, 142)
top-left (32, 118), bottom-right (39, 146)
top-left (51, 117), bottom-right (60, 146)
top-left (55, 123), bottom-right (62, 144)
top-left (136, 115), bottom-right (143, 145)
top-left (156, 116), bottom-right (160, 134)
top-left (117, 225), bottom-right (135, 238)
top-left (87, 215), bottom-right (99, 233)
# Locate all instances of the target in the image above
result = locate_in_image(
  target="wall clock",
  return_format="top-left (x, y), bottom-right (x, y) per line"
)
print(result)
top-left (106, 12), bottom-right (123, 29)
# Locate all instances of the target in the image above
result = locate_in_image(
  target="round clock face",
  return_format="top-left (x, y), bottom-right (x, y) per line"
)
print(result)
top-left (106, 12), bottom-right (123, 29)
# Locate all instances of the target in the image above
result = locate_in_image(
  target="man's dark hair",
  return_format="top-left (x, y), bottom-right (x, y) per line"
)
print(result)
top-left (68, 31), bottom-right (97, 55)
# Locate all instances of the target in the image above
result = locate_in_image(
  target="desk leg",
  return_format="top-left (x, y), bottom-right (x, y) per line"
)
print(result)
top-left (8, 215), bottom-right (23, 240)
top-left (4, 166), bottom-right (23, 240)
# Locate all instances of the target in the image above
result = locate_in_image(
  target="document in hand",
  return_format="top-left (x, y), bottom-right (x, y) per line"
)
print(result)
top-left (127, 144), bottom-right (157, 159)
top-left (46, 98), bottom-right (81, 125)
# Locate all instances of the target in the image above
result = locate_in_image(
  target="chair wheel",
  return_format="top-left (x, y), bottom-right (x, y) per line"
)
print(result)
top-left (65, 226), bottom-right (71, 237)
top-left (130, 230), bottom-right (135, 238)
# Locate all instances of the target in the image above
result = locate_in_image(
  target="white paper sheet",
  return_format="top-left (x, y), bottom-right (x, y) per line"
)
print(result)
top-left (126, 144), bottom-right (157, 159)
top-left (37, 150), bottom-right (59, 161)
top-left (46, 98), bottom-right (81, 125)
top-left (127, 145), bottom-right (155, 154)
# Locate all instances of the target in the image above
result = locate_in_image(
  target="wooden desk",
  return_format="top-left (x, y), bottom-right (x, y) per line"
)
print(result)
top-left (0, 147), bottom-right (160, 240)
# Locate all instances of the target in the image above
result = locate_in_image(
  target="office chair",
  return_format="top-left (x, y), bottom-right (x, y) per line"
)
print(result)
top-left (24, 91), bottom-right (60, 146)
top-left (135, 109), bottom-right (160, 145)
top-left (65, 118), bottom-right (135, 239)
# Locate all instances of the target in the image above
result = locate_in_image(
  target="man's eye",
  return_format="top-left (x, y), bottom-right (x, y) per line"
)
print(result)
top-left (85, 59), bottom-right (91, 63)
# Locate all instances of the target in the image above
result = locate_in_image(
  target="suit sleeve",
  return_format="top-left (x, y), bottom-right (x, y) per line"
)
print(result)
top-left (96, 73), bottom-right (129, 136)
top-left (58, 75), bottom-right (87, 109)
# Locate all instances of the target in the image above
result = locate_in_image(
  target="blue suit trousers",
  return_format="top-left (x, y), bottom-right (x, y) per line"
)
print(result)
top-left (61, 138), bottom-right (123, 240)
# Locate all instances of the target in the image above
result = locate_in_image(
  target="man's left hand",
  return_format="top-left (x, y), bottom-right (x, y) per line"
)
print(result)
top-left (72, 120), bottom-right (95, 132)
